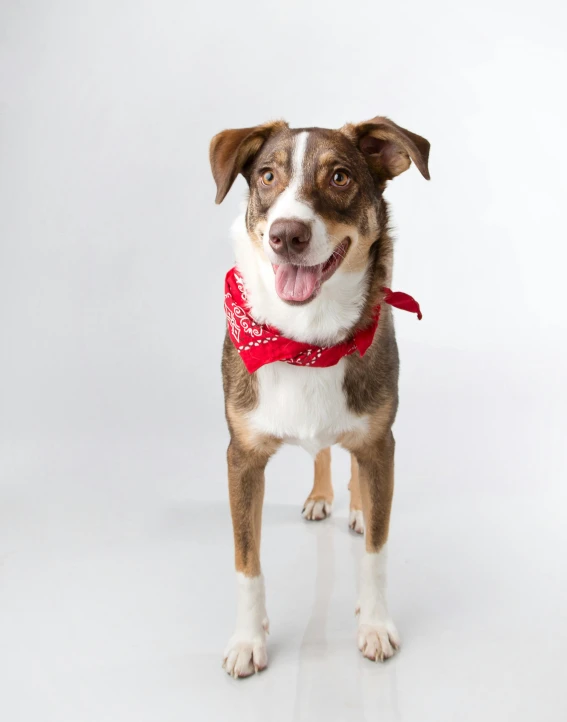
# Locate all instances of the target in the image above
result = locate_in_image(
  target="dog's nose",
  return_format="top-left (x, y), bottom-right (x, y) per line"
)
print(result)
top-left (269, 219), bottom-right (311, 255)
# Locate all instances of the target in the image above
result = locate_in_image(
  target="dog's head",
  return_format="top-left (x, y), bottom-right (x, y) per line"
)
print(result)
top-left (210, 118), bottom-right (429, 306)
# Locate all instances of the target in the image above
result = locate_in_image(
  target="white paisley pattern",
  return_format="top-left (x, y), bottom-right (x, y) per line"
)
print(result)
top-left (224, 274), bottom-right (267, 344)
top-left (290, 347), bottom-right (326, 366)
top-left (225, 273), bottom-right (281, 352)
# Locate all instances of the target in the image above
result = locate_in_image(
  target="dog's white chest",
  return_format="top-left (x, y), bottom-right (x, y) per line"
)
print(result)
top-left (248, 360), bottom-right (367, 456)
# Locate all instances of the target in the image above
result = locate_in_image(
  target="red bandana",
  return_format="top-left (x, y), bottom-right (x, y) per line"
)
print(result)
top-left (224, 267), bottom-right (422, 373)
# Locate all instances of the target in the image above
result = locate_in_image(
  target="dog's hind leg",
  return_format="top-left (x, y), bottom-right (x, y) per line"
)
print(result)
top-left (302, 447), bottom-right (334, 521)
top-left (348, 453), bottom-right (365, 535)
top-left (223, 437), bottom-right (277, 678)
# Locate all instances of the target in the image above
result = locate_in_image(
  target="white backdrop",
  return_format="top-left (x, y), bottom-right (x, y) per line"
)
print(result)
top-left (1, 2), bottom-right (566, 720)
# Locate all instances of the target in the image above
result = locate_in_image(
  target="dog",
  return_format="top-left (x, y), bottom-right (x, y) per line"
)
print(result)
top-left (209, 116), bottom-right (430, 677)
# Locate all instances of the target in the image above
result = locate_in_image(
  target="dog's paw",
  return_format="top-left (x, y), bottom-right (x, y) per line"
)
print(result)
top-left (223, 630), bottom-right (268, 679)
top-left (356, 621), bottom-right (400, 662)
top-left (302, 497), bottom-right (332, 521)
top-left (349, 509), bottom-right (365, 535)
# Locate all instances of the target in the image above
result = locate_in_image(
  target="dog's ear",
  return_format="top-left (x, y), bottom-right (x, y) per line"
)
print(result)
top-left (209, 121), bottom-right (287, 204)
top-left (342, 116), bottom-right (430, 181)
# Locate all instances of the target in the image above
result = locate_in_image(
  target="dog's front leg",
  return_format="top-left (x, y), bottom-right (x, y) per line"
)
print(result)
top-left (223, 440), bottom-right (273, 678)
top-left (354, 430), bottom-right (400, 661)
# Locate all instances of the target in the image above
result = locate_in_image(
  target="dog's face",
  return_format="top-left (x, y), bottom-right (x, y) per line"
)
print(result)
top-left (210, 118), bottom-right (429, 305)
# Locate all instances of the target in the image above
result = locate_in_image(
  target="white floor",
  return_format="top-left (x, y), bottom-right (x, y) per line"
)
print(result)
top-left (1, 404), bottom-right (566, 721)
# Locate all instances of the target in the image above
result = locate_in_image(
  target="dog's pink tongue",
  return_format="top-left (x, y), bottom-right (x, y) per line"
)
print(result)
top-left (275, 264), bottom-right (321, 302)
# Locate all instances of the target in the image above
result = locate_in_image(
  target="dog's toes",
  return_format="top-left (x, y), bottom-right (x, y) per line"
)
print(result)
top-left (349, 509), bottom-right (365, 535)
top-left (357, 621), bottom-right (399, 662)
top-left (302, 498), bottom-right (332, 521)
top-left (223, 638), bottom-right (268, 679)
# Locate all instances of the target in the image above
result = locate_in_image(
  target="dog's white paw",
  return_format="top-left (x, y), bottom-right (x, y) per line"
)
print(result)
top-left (349, 509), bottom-right (365, 535)
top-left (356, 620), bottom-right (400, 662)
top-left (223, 624), bottom-right (268, 678)
top-left (302, 498), bottom-right (332, 521)
top-left (225, 575), bottom-right (269, 678)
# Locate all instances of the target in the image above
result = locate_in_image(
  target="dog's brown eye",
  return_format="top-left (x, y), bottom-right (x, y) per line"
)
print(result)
top-left (331, 170), bottom-right (350, 187)
top-left (261, 170), bottom-right (275, 185)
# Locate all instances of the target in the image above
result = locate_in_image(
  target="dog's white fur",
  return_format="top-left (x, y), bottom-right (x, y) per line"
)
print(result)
top-left (303, 498), bottom-right (333, 520)
top-left (223, 573), bottom-right (269, 677)
top-left (263, 131), bottom-right (332, 268)
top-left (357, 547), bottom-right (400, 660)
top-left (234, 214), bottom-right (367, 345)
top-left (349, 508), bottom-right (365, 534)
top-left (249, 360), bottom-right (368, 457)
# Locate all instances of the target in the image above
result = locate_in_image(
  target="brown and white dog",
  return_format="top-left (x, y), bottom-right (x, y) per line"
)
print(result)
top-left (209, 117), bottom-right (430, 678)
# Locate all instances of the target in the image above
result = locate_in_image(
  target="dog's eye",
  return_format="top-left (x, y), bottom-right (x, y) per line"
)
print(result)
top-left (331, 170), bottom-right (350, 188)
top-left (261, 170), bottom-right (275, 186)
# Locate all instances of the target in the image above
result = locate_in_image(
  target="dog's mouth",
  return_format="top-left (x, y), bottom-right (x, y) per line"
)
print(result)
top-left (272, 238), bottom-right (351, 304)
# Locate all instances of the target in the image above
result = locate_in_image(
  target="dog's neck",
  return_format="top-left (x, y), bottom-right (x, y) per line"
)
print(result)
top-left (232, 213), bottom-right (390, 346)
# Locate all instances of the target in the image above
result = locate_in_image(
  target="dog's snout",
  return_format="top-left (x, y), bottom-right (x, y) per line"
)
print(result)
top-left (269, 219), bottom-right (311, 255)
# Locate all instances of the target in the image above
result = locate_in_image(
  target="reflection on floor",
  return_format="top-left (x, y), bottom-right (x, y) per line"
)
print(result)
top-left (1, 437), bottom-right (566, 722)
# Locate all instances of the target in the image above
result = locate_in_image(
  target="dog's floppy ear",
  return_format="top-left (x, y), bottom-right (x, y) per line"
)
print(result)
top-left (342, 116), bottom-right (430, 181)
top-left (209, 121), bottom-right (287, 204)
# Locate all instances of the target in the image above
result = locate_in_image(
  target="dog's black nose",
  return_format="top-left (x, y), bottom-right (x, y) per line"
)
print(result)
top-left (269, 219), bottom-right (311, 255)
